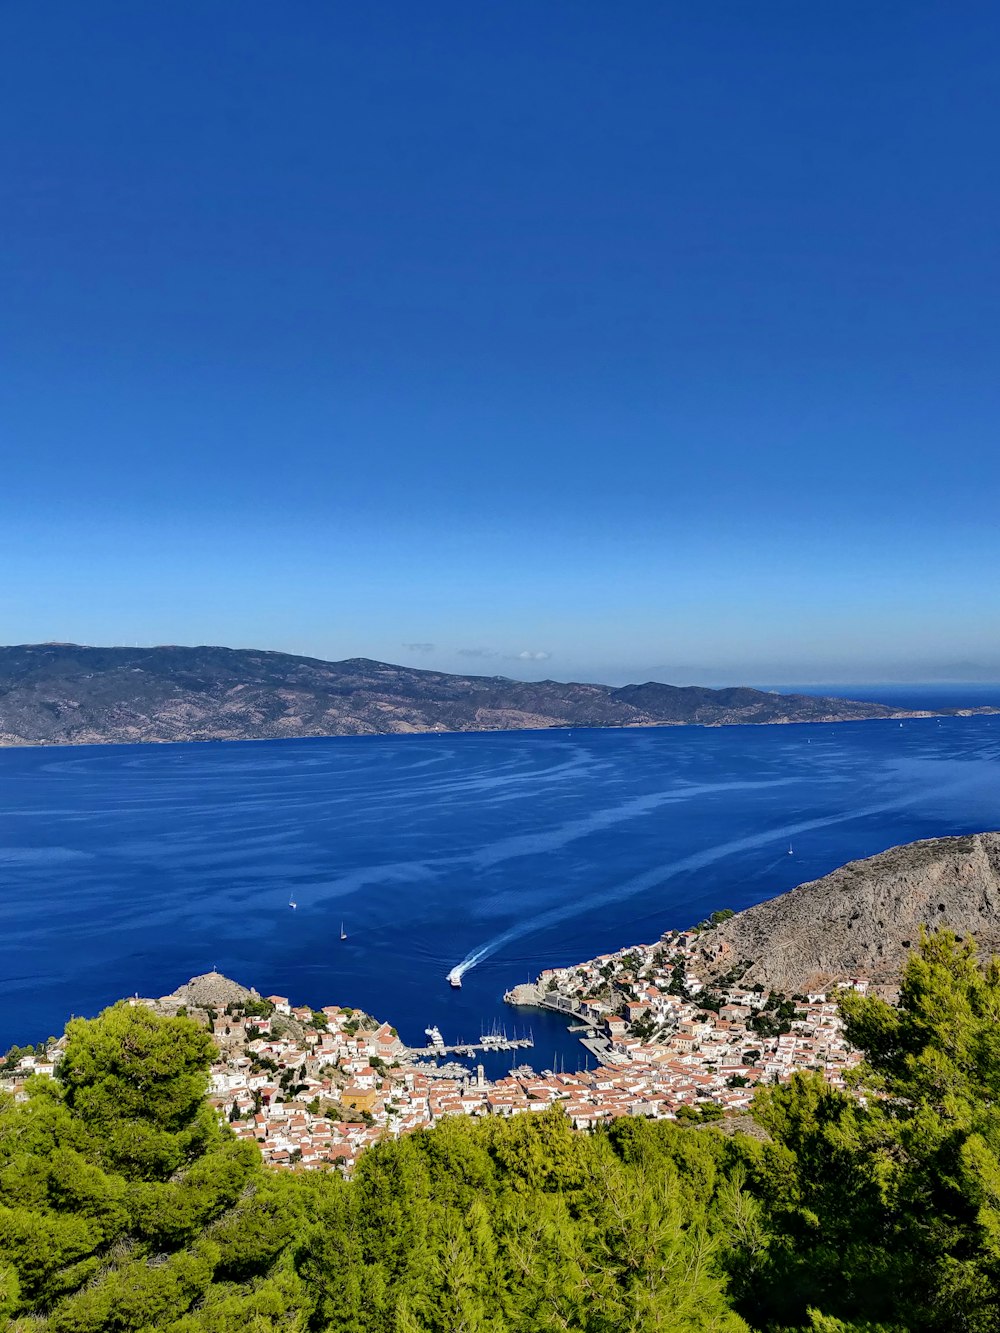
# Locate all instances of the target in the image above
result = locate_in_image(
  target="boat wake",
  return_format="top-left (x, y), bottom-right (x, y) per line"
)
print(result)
top-left (446, 954), bottom-right (487, 986)
top-left (444, 780), bottom-right (970, 984)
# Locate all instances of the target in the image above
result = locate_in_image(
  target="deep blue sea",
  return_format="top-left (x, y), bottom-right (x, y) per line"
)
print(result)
top-left (2, 686), bottom-right (999, 1076)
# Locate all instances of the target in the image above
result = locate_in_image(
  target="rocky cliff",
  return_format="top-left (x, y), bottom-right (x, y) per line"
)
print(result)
top-left (0, 642), bottom-right (966, 746)
top-left (697, 833), bottom-right (1000, 995)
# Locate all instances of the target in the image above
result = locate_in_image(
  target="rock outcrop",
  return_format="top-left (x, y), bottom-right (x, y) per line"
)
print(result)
top-left (697, 833), bottom-right (1000, 996)
top-left (157, 972), bottom-right (259, 1013)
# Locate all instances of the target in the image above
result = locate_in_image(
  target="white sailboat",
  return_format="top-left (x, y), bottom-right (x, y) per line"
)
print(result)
top-left (339, 921), bottom-right (347, 940)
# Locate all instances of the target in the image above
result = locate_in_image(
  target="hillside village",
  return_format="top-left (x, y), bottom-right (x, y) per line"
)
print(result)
top-left (506, 916), bottom-right (864, 1111)
top-left (1, 915), bottom-right (864, 1173)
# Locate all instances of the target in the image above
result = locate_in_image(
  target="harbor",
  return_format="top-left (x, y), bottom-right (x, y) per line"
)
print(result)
top-left (415, 1023), bottom-right (534, 1058)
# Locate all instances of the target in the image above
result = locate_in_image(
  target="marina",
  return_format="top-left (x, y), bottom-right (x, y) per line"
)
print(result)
top-left (415, 1022), bottom-right (534, 1058)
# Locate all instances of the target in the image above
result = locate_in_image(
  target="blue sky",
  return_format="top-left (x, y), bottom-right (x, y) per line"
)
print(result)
top-left (3, 2), bottom-right (999, 685)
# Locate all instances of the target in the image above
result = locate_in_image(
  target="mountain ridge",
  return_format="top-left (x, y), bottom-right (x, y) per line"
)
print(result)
top-left (696, 832), bottom-right (1000, 996)
top-left (0, 641), bottom-right (989, 747)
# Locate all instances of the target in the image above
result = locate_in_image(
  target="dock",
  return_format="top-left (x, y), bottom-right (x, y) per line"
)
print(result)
top-left (410, 1033), bottom-right (534, 1057)
top-left (580, 1035), bottom-right (623, 1065)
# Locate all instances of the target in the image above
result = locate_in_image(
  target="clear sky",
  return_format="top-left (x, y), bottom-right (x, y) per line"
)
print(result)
top-left (3, 2), bottom-right (999, 685)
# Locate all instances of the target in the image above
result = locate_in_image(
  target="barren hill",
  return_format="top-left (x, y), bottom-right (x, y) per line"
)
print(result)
top-left (697, 833), bottom-right (1000, 995)
top-left (0, 642), bottom-right (965, 747)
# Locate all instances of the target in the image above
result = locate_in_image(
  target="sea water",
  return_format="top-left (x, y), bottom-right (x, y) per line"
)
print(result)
top-left (1, 696), bottom-right (999, 1076)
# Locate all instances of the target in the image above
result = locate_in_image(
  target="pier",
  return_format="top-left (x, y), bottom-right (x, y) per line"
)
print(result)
top-left (411, 1028), bottom-right (534, 1058)
top-left (411, 1037), bottom-right (534, 1057)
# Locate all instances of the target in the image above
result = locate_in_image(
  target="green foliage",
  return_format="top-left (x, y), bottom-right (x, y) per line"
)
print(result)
top-left (676, 1102), bottom-right (725, 1124)
top-left (738, 931), bottom-right (1000, 1331)
top-left (801, 1314), bottom-right (905, 1333)
top-left (0, 1004), bottom-right (308, 1330)
top-left (60, 1004), bottom-right (214, 1130)
top-left (2, 1003), bottom-right (760, 1331)
top-left (11, 930), bottom-right (1000, 1331)
top-left (747, 992), bottom-right (800, 1038)
top-left (0, 1044), bottom-right (45, 1074)
top-left (299, 1109), bottom-right (751, 1332)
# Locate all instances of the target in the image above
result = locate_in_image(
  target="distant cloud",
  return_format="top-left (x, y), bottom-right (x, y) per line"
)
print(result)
top-left (511, 650), bottom-right (551, 661)
top-left (457, 647), bottom-right (496, 658)
top-left (401, 642), bottom-right (435, 653)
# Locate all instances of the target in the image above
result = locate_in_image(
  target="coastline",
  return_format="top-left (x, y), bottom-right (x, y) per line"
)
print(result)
top-left (2, 705), bottom-right (994, 750)
top-left (5, 714), bottom-right (999, 1126)
top-left (1, 905), bottom-right (864, 1175)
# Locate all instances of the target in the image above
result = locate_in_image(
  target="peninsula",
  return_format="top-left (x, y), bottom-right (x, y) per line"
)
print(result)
top-left (0, 641), bottom-right (987, 746)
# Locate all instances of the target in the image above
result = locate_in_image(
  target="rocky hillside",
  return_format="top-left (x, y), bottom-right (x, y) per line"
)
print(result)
top-left (157, 971), bottom-right (260, 1013)
top-left (0, 642), bottom-right (970, 746)
top-left (697, 833), bottom-right (1000, 995)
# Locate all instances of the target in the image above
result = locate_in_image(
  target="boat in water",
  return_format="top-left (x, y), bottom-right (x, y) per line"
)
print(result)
top-left (447, 966), bottom-right (462, 988)
top-left (339, 921), bottom-right (347, 940)
top-left (289, 894), bottom-right (297, 909)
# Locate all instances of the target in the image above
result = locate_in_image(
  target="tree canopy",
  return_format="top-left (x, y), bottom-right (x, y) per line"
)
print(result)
top-left (6, 933), bottom-right (1000, 1330)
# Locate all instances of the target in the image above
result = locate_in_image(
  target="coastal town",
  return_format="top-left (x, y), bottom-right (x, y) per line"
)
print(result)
top-left (0, 915), bottom-right (864, 1173)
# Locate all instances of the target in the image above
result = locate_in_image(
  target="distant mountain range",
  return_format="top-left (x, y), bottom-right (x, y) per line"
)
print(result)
top-left (0, 643), bottom-right (991, 747)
